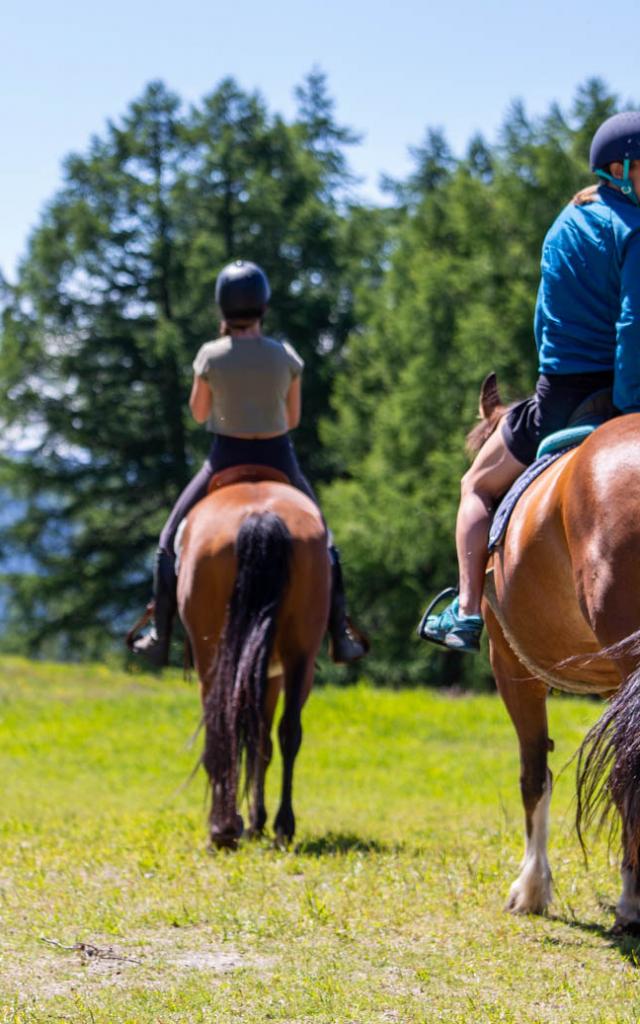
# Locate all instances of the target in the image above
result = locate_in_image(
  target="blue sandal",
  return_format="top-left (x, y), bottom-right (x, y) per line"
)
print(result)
top-left (417, 587), bottom-right (483, 653)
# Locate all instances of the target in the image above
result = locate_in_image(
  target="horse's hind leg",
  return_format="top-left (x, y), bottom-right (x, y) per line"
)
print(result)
top-left (486, 608), bottom-right (553, 914)
top-left (274, 656), bottom-right (313, 844)
top-left (248, 672), bottom-right (281, 838)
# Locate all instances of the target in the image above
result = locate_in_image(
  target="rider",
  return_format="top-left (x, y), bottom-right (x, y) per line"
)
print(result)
top-left (418, 110), bottom-right (640, 653)
top-left (130, 259), bottom-right (367, 667)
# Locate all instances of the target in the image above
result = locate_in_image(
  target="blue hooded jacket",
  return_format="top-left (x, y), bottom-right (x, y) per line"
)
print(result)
top-left (535, 186), bottom-right (640, 412)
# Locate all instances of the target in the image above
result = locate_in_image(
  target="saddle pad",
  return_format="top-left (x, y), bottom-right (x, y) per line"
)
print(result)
top-left (488, 447), bottom-right (573, 553)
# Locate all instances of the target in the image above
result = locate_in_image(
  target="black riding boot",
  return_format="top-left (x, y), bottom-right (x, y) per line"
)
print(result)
top-left (328, 545), bottom-right (368, 664)
top-left (130, 549), bottom-right (177, 668)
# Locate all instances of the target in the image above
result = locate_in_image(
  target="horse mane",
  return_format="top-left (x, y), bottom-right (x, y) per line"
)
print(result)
top-left (466, 405), bottom-right (510, 458)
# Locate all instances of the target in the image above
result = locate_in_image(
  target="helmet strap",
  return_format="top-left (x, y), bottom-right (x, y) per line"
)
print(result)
top-left (595, 159), bottom-right (640, 205)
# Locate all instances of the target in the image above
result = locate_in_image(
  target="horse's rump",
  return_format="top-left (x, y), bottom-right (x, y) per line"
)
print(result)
top-left (177, 480), bottom-right (330, 680)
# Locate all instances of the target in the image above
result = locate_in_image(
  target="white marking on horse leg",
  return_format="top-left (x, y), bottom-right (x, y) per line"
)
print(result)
top-left (615, 864), bottom-right (640, 928)
top-left (507, 771), bottom-right (553, 915)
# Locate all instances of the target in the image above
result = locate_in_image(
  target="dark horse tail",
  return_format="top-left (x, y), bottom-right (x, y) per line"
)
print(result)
top-left (577, 631), bottom-right (640, 864)
top-left (203, 512), bottom-right (292, 815)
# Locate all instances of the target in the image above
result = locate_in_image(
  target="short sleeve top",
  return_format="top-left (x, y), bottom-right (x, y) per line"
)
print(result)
top-left (192, 335), bottom-right (304, 435)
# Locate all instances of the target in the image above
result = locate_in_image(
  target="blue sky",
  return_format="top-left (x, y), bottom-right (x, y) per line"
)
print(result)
top-left (2, 0), bottom-right (639, 282)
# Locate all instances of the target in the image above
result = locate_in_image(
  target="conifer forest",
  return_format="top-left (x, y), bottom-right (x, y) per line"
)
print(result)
top-left (0, 73), bottom-right (623, 687)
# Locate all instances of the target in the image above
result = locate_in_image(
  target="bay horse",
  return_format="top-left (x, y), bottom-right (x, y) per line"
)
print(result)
top-left (473, 374), bottom-right (640, 931)
top-left (176, 467), bottom-right (330, 849)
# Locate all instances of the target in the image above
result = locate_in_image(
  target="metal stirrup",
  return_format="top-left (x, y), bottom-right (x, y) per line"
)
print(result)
top-left (416, 586), bottom-right (459, 636)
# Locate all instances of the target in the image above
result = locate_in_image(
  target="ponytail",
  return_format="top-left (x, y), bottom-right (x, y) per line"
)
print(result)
top-left (572, 183), bottom-right (601, 207)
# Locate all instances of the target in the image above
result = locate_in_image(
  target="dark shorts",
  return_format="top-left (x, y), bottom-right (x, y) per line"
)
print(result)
top-left (501, 371), bottom-right (614, 466)
top-left (159, 433), bottom-right (319, 558)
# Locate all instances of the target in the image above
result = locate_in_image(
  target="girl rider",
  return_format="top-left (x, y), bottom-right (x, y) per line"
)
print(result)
top-left (130, 260), bottom-right (367, 667)
top-left (418, 111), bottom-right (640, 652)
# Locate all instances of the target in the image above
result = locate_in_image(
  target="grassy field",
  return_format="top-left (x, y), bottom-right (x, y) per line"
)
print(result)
top-left (0, 657), bottom-right (638, 1023)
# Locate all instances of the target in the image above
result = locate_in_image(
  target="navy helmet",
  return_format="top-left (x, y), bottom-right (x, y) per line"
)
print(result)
top-left (590, 112), bottom-right (640, 203)
top-left (215, 260), bottom-right (270, 321)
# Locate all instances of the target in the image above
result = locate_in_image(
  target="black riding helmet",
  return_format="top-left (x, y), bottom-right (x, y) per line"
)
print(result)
top-left (215, 260), bottom-right (271, 321)
top-left (590, 111), bottom-right (640, 204)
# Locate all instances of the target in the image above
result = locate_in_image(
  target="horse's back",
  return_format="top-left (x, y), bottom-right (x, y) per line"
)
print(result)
top-left (177, 480), bottom-right (330, 669)
top-left (185, 481), bottom-right (324, 553)
top-left (488, 415), bottom-right (640, 692)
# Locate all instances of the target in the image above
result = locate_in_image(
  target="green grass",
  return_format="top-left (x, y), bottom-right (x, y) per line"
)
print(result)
top-left (0, 657), bottom-right (638, 1023)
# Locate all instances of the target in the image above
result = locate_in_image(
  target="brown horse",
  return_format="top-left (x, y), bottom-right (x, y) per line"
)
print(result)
top-left (474, 374), bottom-right (640, 931)
top-left (176, 468), bottom-right (330, 849)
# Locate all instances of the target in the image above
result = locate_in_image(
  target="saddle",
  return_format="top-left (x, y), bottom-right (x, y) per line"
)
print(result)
top-left (207, 464), bottom-right (291, 494)
top-left (536, 388), bottom-right (616, 458)
top-left (489, 388), bottom-right (617, 552)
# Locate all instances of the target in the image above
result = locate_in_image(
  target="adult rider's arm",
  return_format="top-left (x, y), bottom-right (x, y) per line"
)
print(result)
top-left (286, 374), bottom-right (301, 430)
top-left (189, 375), bottom-right (213, 423)
top-left (286, 376), bottom-right (301, 430)
top-left (614, 231), bottom-right (640, 413)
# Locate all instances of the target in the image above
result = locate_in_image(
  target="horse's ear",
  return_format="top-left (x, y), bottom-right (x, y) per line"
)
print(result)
top-left (479, 371), bottom-right (502, 420)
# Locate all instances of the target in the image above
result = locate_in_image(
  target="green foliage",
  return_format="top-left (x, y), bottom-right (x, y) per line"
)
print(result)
top-left (0, 75), bottom-right (632, 679)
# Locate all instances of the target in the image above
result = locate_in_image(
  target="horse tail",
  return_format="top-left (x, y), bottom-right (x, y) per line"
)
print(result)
top-left (576, 631), bottom-right (640, 863)
top-left (203, 511), bottom-right (292, 807)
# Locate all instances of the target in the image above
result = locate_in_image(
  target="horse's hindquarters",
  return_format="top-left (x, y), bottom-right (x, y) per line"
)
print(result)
top-left (176, 480), bottom-right (330, 847)
top-left (485, 448), bottom-right (621, 696)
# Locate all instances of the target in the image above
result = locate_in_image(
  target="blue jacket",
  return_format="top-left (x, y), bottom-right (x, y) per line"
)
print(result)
top-left (535, 187), bottom-right (640, 412)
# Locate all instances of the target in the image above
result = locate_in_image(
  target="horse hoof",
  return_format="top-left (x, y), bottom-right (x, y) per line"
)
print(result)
top-left (274, 807), bottom-right (295, 843)
top-left (247, 809), bottom-right (267, 839)
top-left (612, 916), bottom-right (640, 936)
top-left (210, 833), bottom-right (239, 851)
top-left (210, 813), bottom-right (244, 850)
top-left (506, 864), bottom-right (552, 916)
top-left (274, 831), bottom-right (291, 851)
top-left (506, 887), bottom-right (550, 916)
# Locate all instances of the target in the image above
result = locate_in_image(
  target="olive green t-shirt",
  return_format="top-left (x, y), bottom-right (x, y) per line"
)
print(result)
top-left (192, 335), bottom-right (304, 436)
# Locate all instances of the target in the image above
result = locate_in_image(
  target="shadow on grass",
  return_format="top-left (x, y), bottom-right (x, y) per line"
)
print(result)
top-left (549, 909), bottom-right (640, 966)
top-left (295, 831), bottom-right (397, 857)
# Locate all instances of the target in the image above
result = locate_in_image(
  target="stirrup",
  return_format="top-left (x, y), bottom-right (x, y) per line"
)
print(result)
top-left (126, 600), bottom-right (155, 651)
top-left (417, 587), bottom-right (483, 653)
top-left (416, 587), bottom-right (459, 642)
top-left (129, 628), bottom-right (170, 669)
